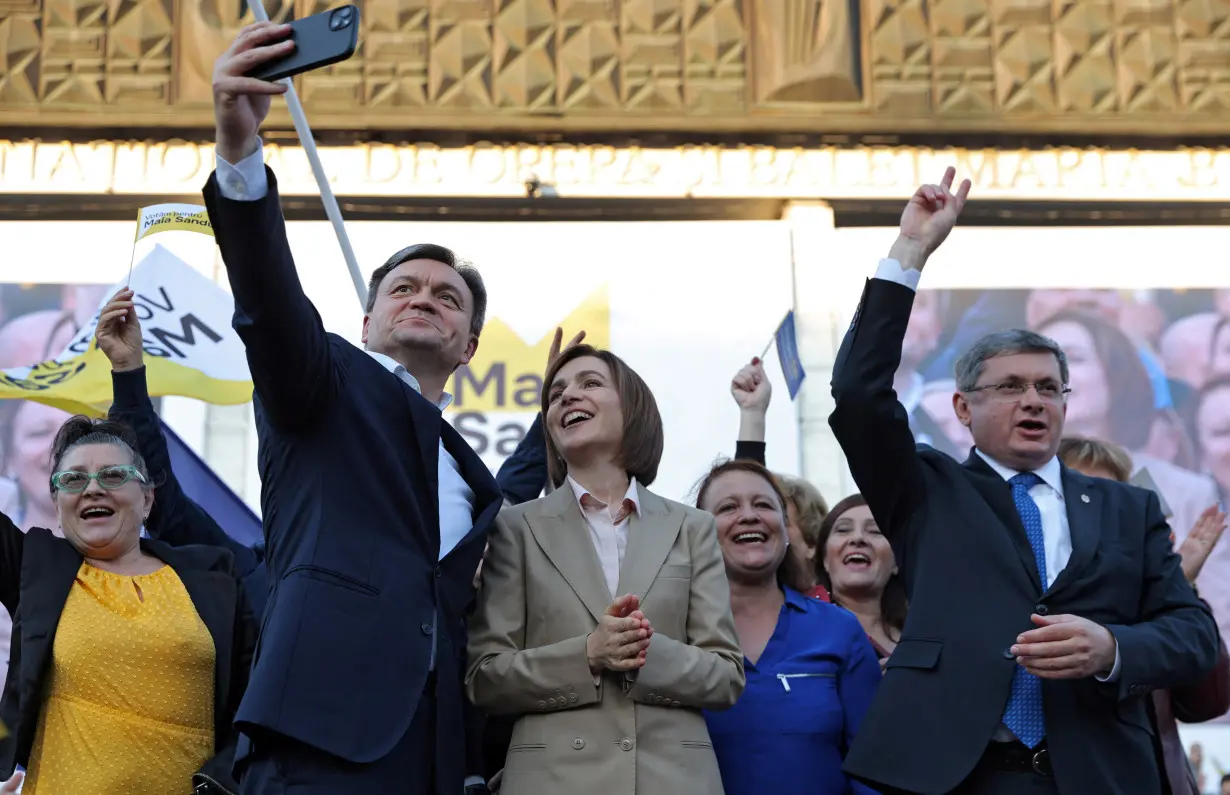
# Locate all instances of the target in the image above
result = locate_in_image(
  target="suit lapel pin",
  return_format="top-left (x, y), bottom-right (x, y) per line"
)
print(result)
top-left (1081, 494), bottom-right (1090, 503)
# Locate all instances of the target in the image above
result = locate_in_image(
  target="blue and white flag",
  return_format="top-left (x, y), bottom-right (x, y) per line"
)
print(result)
top-left (775, 310), bottom-right (806, 401)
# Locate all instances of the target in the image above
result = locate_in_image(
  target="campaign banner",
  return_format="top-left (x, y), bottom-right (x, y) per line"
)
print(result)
top-left (0, 244), bottom-right (251, 416)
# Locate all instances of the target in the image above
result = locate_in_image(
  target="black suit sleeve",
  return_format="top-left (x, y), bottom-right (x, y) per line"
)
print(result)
top-left (734, 440), bottom-right (766, 465)
top-left (203, 169), bottom-right (339, 429)
top-left (1106, 491), bottom-right (1221, 699)
top-left (496, 413), bottom-right (548, 505)
top-left (829, 278), bottom-right (928, 534)
top-left (108, 367), bottom-right (263, 582)
top-left (0, 510), bottom-right (23, 615)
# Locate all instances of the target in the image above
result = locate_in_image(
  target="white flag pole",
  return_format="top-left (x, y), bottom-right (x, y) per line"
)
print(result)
top-left (247, 0), bottom-right (368, 309)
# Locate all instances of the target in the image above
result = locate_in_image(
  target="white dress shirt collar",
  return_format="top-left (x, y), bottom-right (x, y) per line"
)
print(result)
top-left (975, 449), bottom-right (1065, 498)
top-left (566, 475), bottom-right (642, 519)
top-left (367, 350), bottom-right (454, 410)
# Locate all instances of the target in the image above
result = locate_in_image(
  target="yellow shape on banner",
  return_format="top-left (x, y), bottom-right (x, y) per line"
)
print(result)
top-left (447, 287), bottom-right (611, 414)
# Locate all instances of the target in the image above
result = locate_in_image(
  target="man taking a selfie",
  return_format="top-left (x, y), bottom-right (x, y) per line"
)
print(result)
top-left (205, 22), bottom-right (502, 795)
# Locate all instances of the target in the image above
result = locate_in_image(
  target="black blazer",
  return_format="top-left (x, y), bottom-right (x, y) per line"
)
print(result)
top-left (830, 277), bottom-right (1220, 795)
top-left (202, 170), bottom-right (502, 786)
top-left (0, 513), bottom-right (255, 792)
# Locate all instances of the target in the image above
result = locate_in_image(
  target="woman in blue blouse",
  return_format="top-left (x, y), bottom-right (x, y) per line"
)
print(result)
top-left (697, 459), bottom-right (881, 795)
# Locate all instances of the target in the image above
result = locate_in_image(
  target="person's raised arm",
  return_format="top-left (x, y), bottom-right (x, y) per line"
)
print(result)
top-left (98, 290), bottom-right (262, 578)
top-left (730, 357), bottom-right (769, 465)
top-left (203, 22), bottom-right (338, 429)
top-left (829, 168), bottom-right (970, 535)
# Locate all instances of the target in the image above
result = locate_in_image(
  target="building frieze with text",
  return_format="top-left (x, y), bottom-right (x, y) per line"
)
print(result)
top-left (0, 0), bottom-right (1227, 135)
top-left (3, 139), bottom-right (1230, 200)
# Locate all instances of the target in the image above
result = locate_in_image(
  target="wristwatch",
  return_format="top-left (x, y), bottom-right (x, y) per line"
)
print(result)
top-left (464, 784), bottom-right (491, 795)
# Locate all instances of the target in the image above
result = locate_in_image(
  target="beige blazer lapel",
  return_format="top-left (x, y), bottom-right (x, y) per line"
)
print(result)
top-left (528, 486), bottom-right (612, 623)
top-left (616, 484), bottom-right (684, 602)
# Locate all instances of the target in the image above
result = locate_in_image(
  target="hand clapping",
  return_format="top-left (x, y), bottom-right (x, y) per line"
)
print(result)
top-left (1010, 613), bottom-right (1117, 680)
top-left (1178, 504), bottom-right (1228, 584)
top-left (586, 594), bottom-right (653, 674)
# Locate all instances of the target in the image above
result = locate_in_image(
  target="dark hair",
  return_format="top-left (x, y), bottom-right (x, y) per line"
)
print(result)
top-left (364, 243), bottom-right (487, 339)
top-left (814, 494), bottom-right (908, 641)
top-left (1057, 436), bottom-right (1132, 482)
top-left (955, 328), bottom-right (1069, 392)
top-left (541, 345), bottom-right (664, 488)
top-left (1036, 310), bottom-right (1155, 449)
top-left (695, 458), bottom-right (812, 594)
top-left (48, 416), bottom-right (151, 495)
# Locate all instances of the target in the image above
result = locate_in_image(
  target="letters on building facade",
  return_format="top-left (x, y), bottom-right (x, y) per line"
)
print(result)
top-left (0, 0), bottom-right (1226, 135)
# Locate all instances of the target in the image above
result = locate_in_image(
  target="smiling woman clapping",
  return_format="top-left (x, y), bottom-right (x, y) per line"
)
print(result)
top-left (0, 290), bottom-right (255, 795)
top-left (466, 345), bottom-right (745, 795)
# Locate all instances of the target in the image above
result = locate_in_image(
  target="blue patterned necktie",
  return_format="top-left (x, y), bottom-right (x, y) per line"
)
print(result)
top-left (1003, 472), bottom-right (1047, 748)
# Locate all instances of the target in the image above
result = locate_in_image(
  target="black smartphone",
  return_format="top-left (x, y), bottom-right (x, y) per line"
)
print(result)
top-left (246, 5), bottom-right (360, 82)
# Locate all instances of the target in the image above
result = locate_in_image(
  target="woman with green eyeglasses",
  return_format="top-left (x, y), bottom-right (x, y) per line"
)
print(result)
top-left (0, 384), bottom-right (255, 790)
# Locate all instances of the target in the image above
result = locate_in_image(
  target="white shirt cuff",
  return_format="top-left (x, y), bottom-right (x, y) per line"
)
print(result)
top-left (1094, 640), bottom-right (1121, 683)
top-left (215, 140), bottom-right (269, 201)
top-left (464, 776), bottom-right (486, 786)
top-left (873, 258), bottom-right (922, 291)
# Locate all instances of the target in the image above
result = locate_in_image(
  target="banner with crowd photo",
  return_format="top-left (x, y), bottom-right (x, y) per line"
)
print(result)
top-left (902, 286), bottom-right (1230, 721)
top-left (0, 244), bottom-right (252, 416)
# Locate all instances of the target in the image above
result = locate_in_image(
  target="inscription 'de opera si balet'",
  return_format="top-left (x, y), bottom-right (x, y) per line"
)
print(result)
top-left (2, 140), bottom-right (1230, 201)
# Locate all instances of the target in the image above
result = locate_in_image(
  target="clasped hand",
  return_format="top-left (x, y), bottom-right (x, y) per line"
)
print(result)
top-left (586, 594), bottom-right (653, 674)
top-left (1010, 613), bottom-right (1117, 679)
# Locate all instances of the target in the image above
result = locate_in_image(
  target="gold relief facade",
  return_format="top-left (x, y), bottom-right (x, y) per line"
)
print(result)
top-left (0, 0), bottom-right (1228, 132)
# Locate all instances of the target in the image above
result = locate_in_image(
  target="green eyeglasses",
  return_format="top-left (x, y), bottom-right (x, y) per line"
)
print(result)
top-left (50, 465), bottom-right (147, 494)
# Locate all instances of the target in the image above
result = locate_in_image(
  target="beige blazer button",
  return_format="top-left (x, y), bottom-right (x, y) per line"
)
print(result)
top-left (548, 697), bottom-right (557, 707)
top-left (537, 700), bottom-right (547, 710)
top-left (671, 700), bottom-right (681, 707)
top-left (572, 737), bottom-right (585, 750)
top-left (568, 693), bottom-right (578, 704)
top-left (619, 737), bottom-right (634, 751)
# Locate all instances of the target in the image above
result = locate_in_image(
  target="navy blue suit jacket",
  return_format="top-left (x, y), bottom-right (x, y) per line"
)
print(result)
top-left (202, 170), bottom-right (503, 784)
top-left (831, 277), bottom-right (1220, 795)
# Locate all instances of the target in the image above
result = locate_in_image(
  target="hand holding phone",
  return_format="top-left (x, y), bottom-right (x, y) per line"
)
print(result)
top-left (212, 21), bottom-right (294, 164)
top-left (245, 5), bottom-right (360, 83)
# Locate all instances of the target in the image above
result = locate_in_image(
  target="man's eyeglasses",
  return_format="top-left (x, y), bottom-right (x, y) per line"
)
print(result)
top-left (50, 465), bottom-right (147, 494)
top-left (965, 382), bottom-right (1071, 401)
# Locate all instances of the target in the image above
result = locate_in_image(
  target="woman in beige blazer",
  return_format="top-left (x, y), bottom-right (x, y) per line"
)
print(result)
top-left (466, 344), bottom-right (745, 795)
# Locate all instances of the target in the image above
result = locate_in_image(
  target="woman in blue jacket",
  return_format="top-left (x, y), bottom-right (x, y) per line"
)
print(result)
top-left (696, 458), bottom-right (881, 795)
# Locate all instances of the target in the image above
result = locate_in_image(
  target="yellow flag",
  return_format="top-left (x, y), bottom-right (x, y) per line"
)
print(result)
top-left (134, 204), bottom-right (214, 242)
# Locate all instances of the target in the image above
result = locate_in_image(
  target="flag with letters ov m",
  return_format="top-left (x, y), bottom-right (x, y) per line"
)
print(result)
top-left (0, 243), bottom-right (252, 417)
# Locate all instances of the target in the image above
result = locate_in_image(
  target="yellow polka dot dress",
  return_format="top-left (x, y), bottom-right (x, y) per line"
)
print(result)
top-left (24, 563), bottom-right (216, 794)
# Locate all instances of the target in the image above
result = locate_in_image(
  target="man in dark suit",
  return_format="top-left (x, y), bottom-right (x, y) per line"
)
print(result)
top-left (830, 167), bottom-right (1220, 795)
top-left (205, 22), bottom-right (503, 794)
